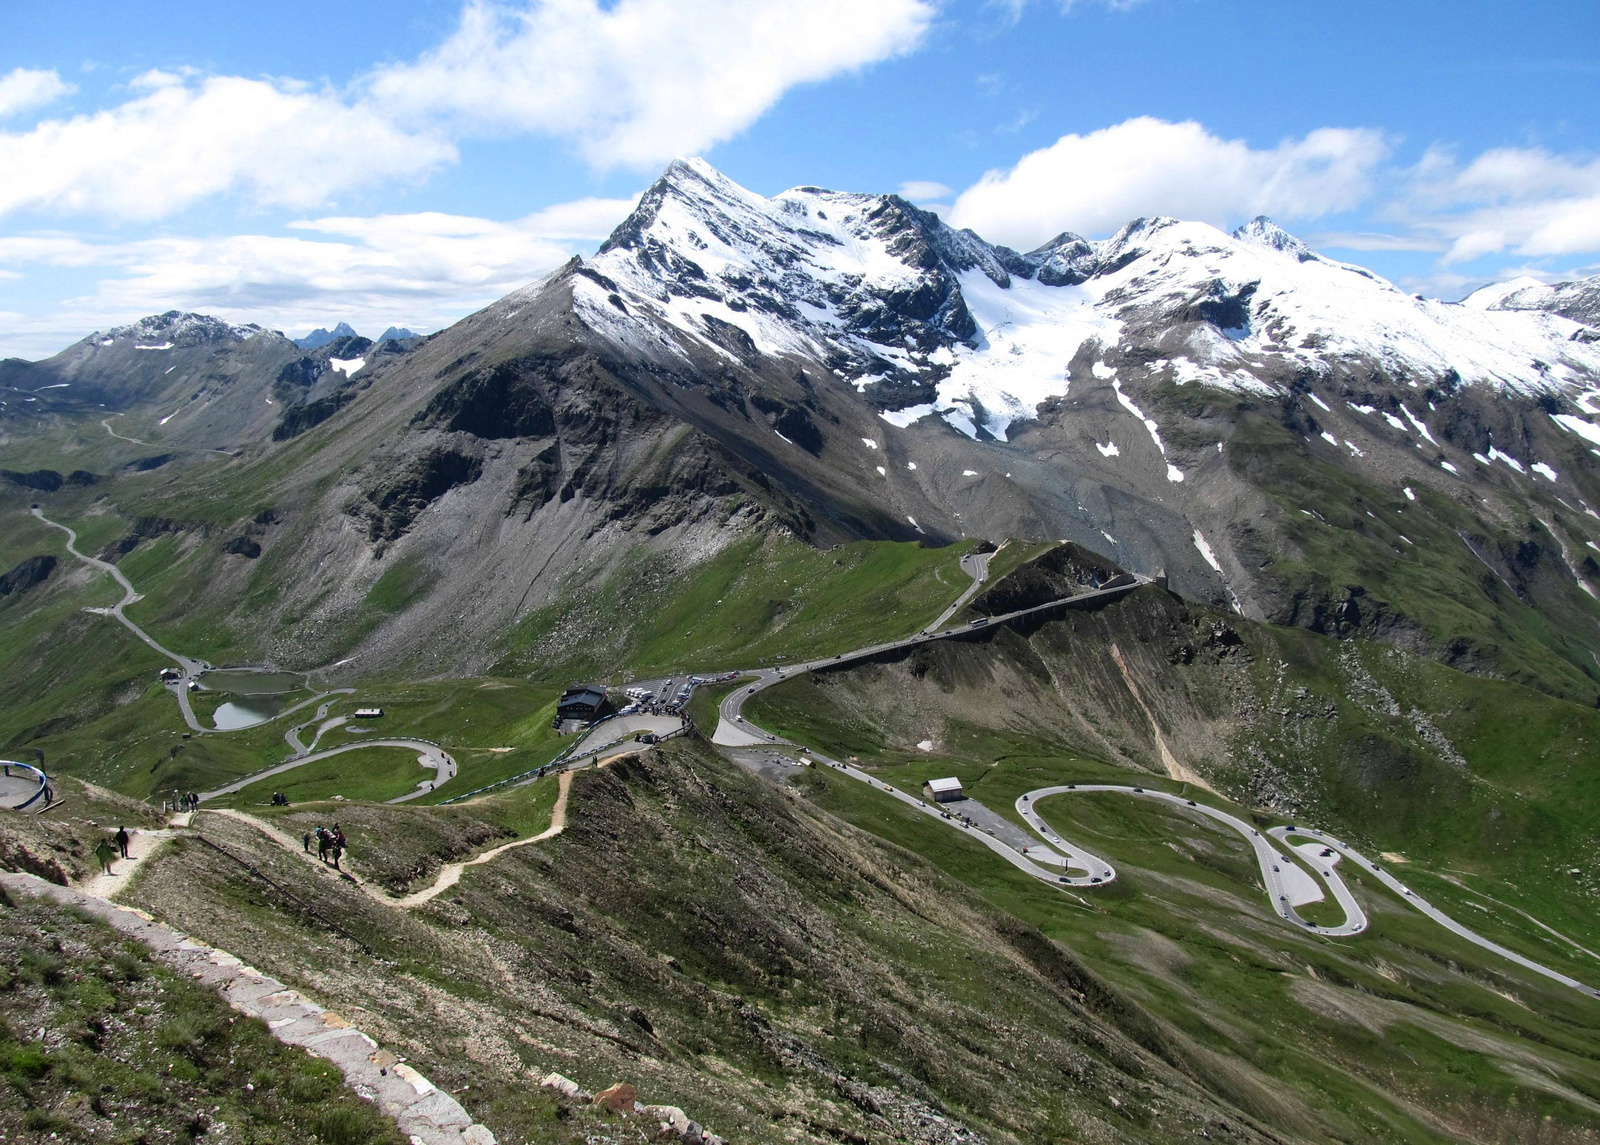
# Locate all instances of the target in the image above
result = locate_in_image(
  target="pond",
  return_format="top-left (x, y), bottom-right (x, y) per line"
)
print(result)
top-left (201, 668), bottom-right (308, 730)
top-left (212, 699), bottom-right (280, 730)
top-left (197, 669), bottom-right (306, 695)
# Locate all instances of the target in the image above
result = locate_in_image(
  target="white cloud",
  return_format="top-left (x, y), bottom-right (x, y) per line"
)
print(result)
top-left (0, 70), bottom-right (455, 221)
top-left (1309, 231), bottom-right (1444, 253)
top-left (1400, 145), bottom-right (1600, 265)
top-left (897, 180), bottom-right (952, 203)
top-left (0, 197), bottom-right (640, 358)
top-left (0, 67), bottom-right (74, 117)
top-left (367, 0), bottom-right (936, 168)
top-left (949, 116), bottom-right (1390, 249)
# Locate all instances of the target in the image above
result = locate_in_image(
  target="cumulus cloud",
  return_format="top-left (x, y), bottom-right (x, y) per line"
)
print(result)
top-left (0, 196), bottom-right (639, 358)
top-left (897, 180), bottom-right (952, 203)
top-left (1401, 145), bottom-right (1600, 264)
top-left (0, 70), bottom-right (456, 221)
top-left (0, 1), bottom-right (932, 221)
top-left (367, 0), bottom-right (936, 168)
top-left (948, 117), bottom-right (1390, 249)
top-left (0, 67), bottom-right (74, 117)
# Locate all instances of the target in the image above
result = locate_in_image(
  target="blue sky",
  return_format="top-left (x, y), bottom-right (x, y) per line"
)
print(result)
top-left (1, 0), bottom-right (1596, 357)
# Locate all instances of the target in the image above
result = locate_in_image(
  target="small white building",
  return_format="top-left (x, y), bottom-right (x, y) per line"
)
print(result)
top-left (923, 776), bottom-right (964, 803)
top-left (353, 707), bottom-right (383, 719)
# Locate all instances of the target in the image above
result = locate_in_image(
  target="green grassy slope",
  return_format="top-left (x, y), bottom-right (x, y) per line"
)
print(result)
top-left (0, 886), bottom-right (403, 1144)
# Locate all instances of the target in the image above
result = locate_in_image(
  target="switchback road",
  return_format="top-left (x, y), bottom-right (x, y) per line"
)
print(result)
top-left (708, 566), bottom-right (1598, 998)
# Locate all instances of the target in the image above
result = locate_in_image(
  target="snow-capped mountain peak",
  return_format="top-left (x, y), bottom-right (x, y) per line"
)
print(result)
top-left (570, 160), bottom-right (1600, 443)
top-left (1232, 215), bottom-right (1317, 262)
top-left (99, 311), bottom-right (269, 350)
top-left (1466, 275), bottom-right (1600, 330)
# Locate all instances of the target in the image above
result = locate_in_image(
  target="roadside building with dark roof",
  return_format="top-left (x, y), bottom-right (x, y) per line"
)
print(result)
top-left (557, 685), bottom-right (609, 722)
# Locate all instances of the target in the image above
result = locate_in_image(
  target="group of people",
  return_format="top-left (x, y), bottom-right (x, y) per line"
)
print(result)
top-left (92, 826), bottom-right (133, 875)
top-left (166, 791), bottom-right (200, 813)
top-left (303, 823), bottom-right (347, 869)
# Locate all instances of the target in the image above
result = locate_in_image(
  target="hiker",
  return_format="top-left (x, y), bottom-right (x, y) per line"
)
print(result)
top-left (188, 792), bottom-right (199, 812)
top-left (329, 841), bottom-right (342, 870)
top-left (115, 826), bottom-right (130, 860)
top-left (318, 831), bottom-right (331, 864)
top-left (94, 837), bottom-right (116, 876)
top-left (302, 830), bottom-right (312, 853)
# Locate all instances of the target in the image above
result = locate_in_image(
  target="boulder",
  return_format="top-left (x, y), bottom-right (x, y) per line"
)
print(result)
top-left (539, 1072), bottom-right (591, 1102)
top-left (643, 1104), bottom-right (692, 1136)
top-left (592, 1082), bottom-right (637, 1113)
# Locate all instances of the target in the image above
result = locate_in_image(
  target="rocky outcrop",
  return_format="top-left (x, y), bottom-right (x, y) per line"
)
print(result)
top-left (0, 554), bottom-right (56, 595)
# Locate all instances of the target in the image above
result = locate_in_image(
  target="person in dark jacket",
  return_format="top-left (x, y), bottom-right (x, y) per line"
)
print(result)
top-left (115, 826), bottom-right (130, 859)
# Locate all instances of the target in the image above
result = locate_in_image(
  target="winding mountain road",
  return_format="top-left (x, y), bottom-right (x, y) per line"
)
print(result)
top-left (712, 573), bottom-right (1147, 749)
top-left (198, 739), bottom-right (457, 804)
top-left (711, 560), bottom-right (1599, 999)
top-left (32, 506), bottom-right (453, 800)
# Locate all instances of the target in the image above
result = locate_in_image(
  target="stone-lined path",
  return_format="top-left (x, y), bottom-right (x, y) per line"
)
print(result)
top-left (3, 869), bottom-right (496, 1144)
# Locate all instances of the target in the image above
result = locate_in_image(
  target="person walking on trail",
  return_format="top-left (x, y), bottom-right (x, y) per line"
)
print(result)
top-left (94, 837), bottom-right (116, 876)
top-left (115, 826), bottom-right (130, 860)
top-left (302, 830), bottom-right (312, 853)
top-left (329, 841), bottom-right (342, 870)
top-left (317, 830), bottom-right (331, 865)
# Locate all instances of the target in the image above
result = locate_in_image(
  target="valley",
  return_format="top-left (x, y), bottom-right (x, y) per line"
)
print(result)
top-left (4, 159), bottom-right (1600, 1143)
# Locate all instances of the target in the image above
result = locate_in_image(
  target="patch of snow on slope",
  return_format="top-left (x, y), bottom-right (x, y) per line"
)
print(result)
top-left (1096, 441), bottom-right (1120, 457)
top-left (1552, 413), bottom-right (1600, 447)
top-left (1441, 460), bottom-right (1459, 473)
top-left (935, 271), bottom-right (1120, 439)
top-left (1532, 462), bottom-right (1558, 482)
top-left (158, 410), bottom-right (178, 425)
top-left (962, 469), bottom-right (979, 477)
top-left (907, 515), bottom-right (923, 533)
top-left (879, 402), bottom-right (937, 428)
top-left (135, 342), bottom-right (173, 351)
top-left (1381, 411), bottom-right (1407, 431)
top-left (1308, 393), bottom-right (1331, 411)
top-left (1401, 406), bottom-right (1438, 445)
top-left (1403, 486), bottom-right (1415, 500)
top-left (1487, 446), bottom-right (1525, 473)
top-left (1193, 529), bottom-right (1243, 613)
top-left (329, 357), bottom-right (365, 377)
top-left (861, 437), bottom-right (878, 449)
top-left (1092, 361), bottom-right (1116, 379)
top-left (906, 461), bottom-right (917, 470)
top-left (1344, 440), bottom-right (1364, 457)
top-left (1112, 380), bottom-right (1182, 482)
top-left (1320, 431), bottom-right (1339, 446)
top-left (1349, 402), bottom-right (1376, 414)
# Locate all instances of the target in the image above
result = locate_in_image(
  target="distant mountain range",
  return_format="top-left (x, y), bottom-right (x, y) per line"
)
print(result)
top-left (3, 158), bottom-right (1598, 700)
top-left (293, 322), bottom-right (419, 349)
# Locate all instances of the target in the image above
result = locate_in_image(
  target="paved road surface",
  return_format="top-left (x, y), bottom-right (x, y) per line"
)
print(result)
top-left (713, 574), bottom-right (1148, 748)
top-left (1022, 786), bottom-right (1367, 934)
top-left (1264, 825), bottom-right (1600, 997)
top-left (708, 566), bottom-right (1598, 997)
top-left (32, 507), bottom-right (207, 686)
top-left (197, 739), bottom-right (457, 803)
top-left (925, 549), bottom-right (993, 632)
